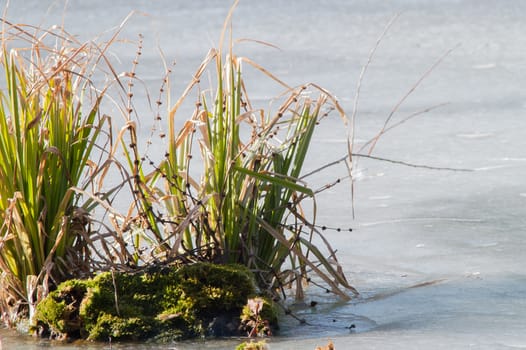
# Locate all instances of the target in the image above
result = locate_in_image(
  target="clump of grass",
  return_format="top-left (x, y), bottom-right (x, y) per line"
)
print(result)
top-left (0, 21), bottom-right (110, 325)
top-left (108, 3), bottom-right (358, 300)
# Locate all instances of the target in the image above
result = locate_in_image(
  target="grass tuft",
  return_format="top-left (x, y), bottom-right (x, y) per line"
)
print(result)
top-left (106, 5), bottom-right (358, 300)
top-left (0, 20), bottom-right (111, 325)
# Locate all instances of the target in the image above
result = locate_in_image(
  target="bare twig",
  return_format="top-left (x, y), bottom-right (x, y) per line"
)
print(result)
top-left (349, 13), bottom-right (400, 153)
top-left (366, 45), bottom-right (459, 155)
top-left (302, 153), bottom-right (472, 180)
top-left (352, 153), bottom-right (472, 171)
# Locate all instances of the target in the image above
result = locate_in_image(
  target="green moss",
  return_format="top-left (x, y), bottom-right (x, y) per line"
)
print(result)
top-left (160, 263), bottom-right (258, 338)
top-left (166, 263), bottom-right (255, 314)
top-left (235, 340), bottom-right (269, 350)
top-left (35, 263), bottom-right (260, 341)
top-left (35, 297), bottom-right (67, 334)
top-left (35, 279), bottom-right (92, 338)
top-left (78, 271), bottom-right (161, 334)
top-left (87, 313), bottom-right (155, 341)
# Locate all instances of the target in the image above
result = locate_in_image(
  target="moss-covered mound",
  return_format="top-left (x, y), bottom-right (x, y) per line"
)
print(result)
top-left (35, 263), bottom-right (272, 341)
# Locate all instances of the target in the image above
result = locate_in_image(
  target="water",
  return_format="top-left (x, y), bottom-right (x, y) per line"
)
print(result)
top-left (2, 0), bottom-right (526, 349)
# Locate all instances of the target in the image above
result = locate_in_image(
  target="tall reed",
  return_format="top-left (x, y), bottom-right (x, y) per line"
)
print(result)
top-left (0, 23), bottom-right (108, 324)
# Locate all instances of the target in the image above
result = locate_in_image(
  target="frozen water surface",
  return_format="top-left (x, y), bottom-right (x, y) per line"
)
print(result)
top-left (2, 0), bottom-right (526, 349)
